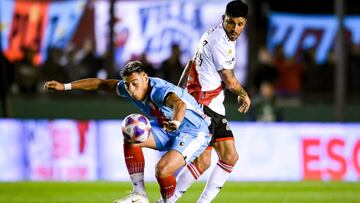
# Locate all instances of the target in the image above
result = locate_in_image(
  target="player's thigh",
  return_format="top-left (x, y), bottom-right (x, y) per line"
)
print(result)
top-left (134, 122), bottom-right (169, 149)
top-left (134, 131), bottom-right (157, 149)
top-left (204, 105), bottom-right (234, 145)
top-left (145, 122), bottom-right (173, 151)
top-left (213, 139), bottom-right (238, 162)
top-left (156, 150), bottom-right (186, 177)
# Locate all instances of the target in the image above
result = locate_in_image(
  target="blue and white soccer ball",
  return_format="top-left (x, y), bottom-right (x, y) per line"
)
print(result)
top-left (122, 114), bottom-right (151, 143)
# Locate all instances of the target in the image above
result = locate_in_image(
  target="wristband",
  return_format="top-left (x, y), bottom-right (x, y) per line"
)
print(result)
top-left (64, 83), bottom-right (72, 90)
top-left (172, 120), bottom-right (181, 129)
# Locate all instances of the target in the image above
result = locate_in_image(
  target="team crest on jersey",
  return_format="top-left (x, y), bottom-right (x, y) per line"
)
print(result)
top-left (227, 49), bottom-right (232, 55)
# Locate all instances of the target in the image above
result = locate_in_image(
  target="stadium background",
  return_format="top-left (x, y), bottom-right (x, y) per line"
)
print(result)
top-left (0, 0), bottom-right (360, 202)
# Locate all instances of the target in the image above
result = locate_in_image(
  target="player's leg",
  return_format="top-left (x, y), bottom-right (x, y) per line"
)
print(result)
top-left (113, 126), bottom-right (159, 203)
top-left (174, 106), bottom-right (216, 201)
top-left (198, 139), bottom-right (238, 203)
top-left (157, 129), bottom-right (210, 202)
top-left (155, 150), bottom-right (186, 203)
top-left (174, 147), bottom-right (212, 201)
top-left (213, 139), bottom-right (238, 165)
top-left (197, 107), bottom-right (236, 203)
top-left (193, 147), bottom-right (213, 172)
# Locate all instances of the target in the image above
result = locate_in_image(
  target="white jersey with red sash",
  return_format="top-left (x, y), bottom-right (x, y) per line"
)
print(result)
top-left (187, 24), bottom-right (236, 116)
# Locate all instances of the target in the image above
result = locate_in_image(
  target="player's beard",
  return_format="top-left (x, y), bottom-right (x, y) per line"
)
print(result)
top-left (228, 31), bottom-right (239, 41)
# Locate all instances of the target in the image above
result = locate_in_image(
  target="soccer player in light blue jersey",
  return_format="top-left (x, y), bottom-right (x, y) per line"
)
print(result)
top-left (44, 61), bottom-right (210, 203)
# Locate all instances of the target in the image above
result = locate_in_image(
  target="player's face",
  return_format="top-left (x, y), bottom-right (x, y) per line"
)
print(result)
top-left (222, 15), bottom-right (247, 41)
top-left (123, 72), bottom-right (149, 101)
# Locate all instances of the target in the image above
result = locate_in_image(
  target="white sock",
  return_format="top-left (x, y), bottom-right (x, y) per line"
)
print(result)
top-left (130, 173), bottom-right (146, 196)
top-left (174, 163), bottom-right (202, 201)
top-left (165, 195), bottom-right (176, 203)
top-left (197, 160), bottom-right (233, 203)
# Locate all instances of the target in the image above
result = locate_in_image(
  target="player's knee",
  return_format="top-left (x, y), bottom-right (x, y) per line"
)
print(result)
top-left (220, 152), bottom-right (238, 165)
top-left (123, 140), bottom-right (136, 147)
top-left (155, 161), bottom-right (172, 178)
top-left (193, 157), bottom-right (211, 172)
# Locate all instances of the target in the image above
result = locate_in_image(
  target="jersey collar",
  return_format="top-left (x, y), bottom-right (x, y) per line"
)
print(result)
top-left (219, 24), bottom-right (236, 45)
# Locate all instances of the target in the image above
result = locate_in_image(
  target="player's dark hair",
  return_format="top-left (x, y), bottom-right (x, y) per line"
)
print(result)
top-left (120, 61), bottom-right (146, 77)
top-left (225, 0), bottom-right (248, 18)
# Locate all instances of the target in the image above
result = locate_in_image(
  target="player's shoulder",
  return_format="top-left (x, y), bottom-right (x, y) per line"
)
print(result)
top-left (116, 80), bottom-right (125, 88)
top-left (150, 77), bottom-right (170, 87)
top-left (150, 77), bottom-right (175, 92)
top-left (203, 25), bottom-right (231, 47)
top-left (149, 78), bottom-right (179, 102)
top-left (115, 80), bottom-right (129, 96)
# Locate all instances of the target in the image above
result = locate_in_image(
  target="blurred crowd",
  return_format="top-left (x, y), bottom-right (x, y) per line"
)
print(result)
top-left (248, 42), bottom-right (360, 121)
top-left (0, 42), bottom-right (185, 96)
top-left (253, 43), bottom-right (360, 100)
top-left (1, 40), bottom-right (360, 121)
top-left (253, 44), bottom-right (360, 97)
top-left (1, 40), bottom-right (103, 95)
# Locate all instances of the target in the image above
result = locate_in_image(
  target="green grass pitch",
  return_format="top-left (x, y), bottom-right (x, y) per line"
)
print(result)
top-left (0, 181), bottom-right (359, 203)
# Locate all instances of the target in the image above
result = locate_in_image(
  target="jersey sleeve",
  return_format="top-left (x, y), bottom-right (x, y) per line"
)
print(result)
top-left (211, 41), bottom-right (235, 71)
top-left (151, 85), bottom-right (175, 106)
top-left (116, 81), bottom-right (129, 97)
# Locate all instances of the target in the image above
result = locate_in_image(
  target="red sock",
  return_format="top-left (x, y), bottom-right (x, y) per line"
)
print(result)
top-left (156, 175), bottom-right (176, 199)
top-left (124, 143), bottom-right (144, 174)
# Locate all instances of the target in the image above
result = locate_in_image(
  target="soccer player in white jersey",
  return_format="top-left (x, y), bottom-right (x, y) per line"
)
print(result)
top-left (175, 1), bottom-right (251, 202)
top-left (44, 61), bottom-right (211, 203)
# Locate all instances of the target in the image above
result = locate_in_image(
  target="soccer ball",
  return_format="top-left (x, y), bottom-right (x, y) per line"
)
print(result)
top-left (122, 114), bottom-right (151, 143)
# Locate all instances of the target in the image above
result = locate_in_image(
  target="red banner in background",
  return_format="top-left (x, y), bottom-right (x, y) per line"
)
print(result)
top-left (302, 137), bottom-right (360, 180)
top-left (4, 1), bottom-right (49, 64)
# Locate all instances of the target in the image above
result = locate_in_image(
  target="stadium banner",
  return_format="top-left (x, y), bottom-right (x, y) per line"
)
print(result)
top-left (0, 120), bottom-right (26, 181)
top-left (268, 13), bottom-right (360, 64)
top-left (218, 122), bottom-right (360, 181)
top-left (0, 120), bottom-right (359, 181)
top-left (26, 120), bottom-right (98, 181)
top-left (94, 0), bottom-right (248, 83)
top-left (0, 0), bottom-right (86, 64)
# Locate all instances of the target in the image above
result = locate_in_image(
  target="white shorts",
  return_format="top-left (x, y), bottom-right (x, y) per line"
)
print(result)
top-left (151, 122), bottom-right (210, 163)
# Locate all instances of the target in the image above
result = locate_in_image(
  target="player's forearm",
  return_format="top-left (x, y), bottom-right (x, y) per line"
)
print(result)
top-left (177, 60), bottom-right (192, 88)
top-left (171, 100), bottom-right (186, 123)
top-left (233, 84), bottom-right (248, 99)
top-left (69, 78), bottom-right (103, 91)
top-left (219, 69), bottom-right (248, 98)
top-left (177, 72), bottom-right (188, 89)
top-left (226, 80), bottom-right (248, 98)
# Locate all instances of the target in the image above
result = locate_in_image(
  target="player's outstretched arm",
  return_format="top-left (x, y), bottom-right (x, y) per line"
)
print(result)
top-left (43, 78), bottom-right (119, 94)
top-left (177, 60), bottom-right (193, 88)
top-left (218, 69), bottom-right (251, 113)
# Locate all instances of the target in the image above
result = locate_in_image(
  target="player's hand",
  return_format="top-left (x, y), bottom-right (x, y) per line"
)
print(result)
top-left (237, 94), bottom-right (251, 113)
top-left (43, 80), bottom-right (65, 91)
top-left (163, 120), bottom-right (181, 131)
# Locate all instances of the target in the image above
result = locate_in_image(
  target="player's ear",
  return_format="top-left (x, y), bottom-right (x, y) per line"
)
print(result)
top-left (222, 15), bottom-right (225, 22)
top-left (143, 72), bottom-right (148, 82)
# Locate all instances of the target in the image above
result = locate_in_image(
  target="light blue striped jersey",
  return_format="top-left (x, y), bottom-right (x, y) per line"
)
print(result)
top-left (116, 77), bottom-right (209, 131)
